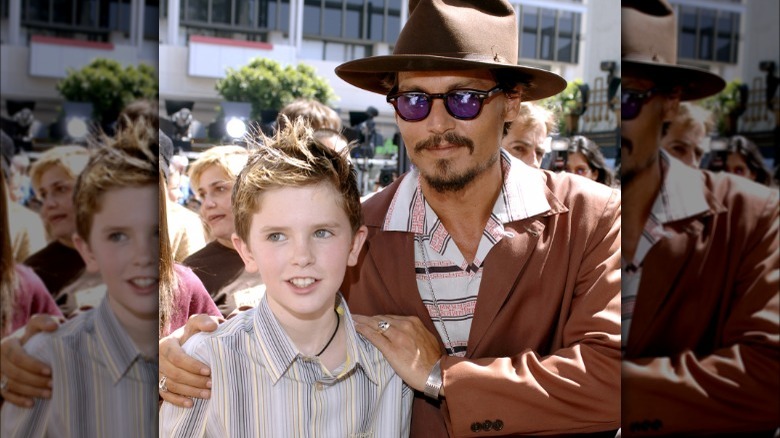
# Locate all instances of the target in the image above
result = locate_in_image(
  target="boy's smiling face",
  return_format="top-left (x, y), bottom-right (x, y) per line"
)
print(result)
top-left (74, 185), bottom-right (159, 321)
top-left (233, 182), bottom-right (366, 324)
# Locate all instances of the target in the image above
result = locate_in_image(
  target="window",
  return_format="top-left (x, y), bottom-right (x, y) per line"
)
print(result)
top-left (301, 0), bottom-right (400, 61)
top-left (675, 3), bottom-right (739, 64)
top-left (518, 4), bottom-right (581, 64)
top-left (180, 0), bottom-right (291, 38)
top-left (20, 0), bottom-right (155, 39)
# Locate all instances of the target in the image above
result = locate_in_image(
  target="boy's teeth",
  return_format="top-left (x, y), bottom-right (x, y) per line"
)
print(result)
top-left (290, 278), bottom-right (315, 288)
top-left (130, 278), bottom-right (156, 288)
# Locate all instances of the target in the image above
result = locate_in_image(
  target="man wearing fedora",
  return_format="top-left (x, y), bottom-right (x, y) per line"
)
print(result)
top-left (0, 0), bottom-right (617, 436)
top-left (332, 0), bottom-right (620, 436)
top-left (620, 1), bottom-right (779, 436)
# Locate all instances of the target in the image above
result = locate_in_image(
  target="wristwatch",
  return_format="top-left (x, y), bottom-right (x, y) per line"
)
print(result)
top-left (424, 358), bottom-right (443, 399)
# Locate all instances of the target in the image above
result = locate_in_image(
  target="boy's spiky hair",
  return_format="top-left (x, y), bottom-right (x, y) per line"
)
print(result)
top-left (73, 124), bottom-right (159, 240)
top-left (232, 116), bottom-right (362, 244)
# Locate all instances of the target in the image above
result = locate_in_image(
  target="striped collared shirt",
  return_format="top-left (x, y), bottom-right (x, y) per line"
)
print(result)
top-left (621, 151), bottom-right (711, 347)
top-left (0, 297), bottom-right (159, 437)
top-left (159, 293), bottom-right (412, 437)
top-left (383, 151), bottom-right (551, 356)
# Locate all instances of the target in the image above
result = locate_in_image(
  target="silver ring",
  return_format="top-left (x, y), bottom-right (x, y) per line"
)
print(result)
top-left (159, 375), bottom-right (168, 393)
top-left (378, 320), bottom-right (390, 333)
top-left (0, 374), bottom-right (8, 391)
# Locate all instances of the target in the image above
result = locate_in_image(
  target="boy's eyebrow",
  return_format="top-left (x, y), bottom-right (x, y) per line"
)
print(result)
top-left (257, 221), bottom-right (345, 232)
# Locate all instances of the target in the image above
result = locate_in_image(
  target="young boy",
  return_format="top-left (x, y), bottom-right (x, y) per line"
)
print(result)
top-left (0, 128), bottom-right (159, 437)
top-left (160, 119), bottom-right (412, 437)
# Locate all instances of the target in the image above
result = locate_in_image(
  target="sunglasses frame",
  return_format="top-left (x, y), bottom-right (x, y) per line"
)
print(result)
top-left (621, 88), bottom-right (660, 121)
top-left (386, 85), bottom-right (504, 122)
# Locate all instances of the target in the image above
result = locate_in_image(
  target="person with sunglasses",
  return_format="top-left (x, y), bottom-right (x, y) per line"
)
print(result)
top-left (155, 1), bottom-right (621, 436)
top-left (621, 1), bottom-right (778, 435)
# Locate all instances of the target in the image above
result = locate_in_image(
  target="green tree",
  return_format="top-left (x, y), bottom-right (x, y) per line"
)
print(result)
top-left (215, 58), bottom-right (337, 120)
top-left (56, 58), bottom-right (158, 123)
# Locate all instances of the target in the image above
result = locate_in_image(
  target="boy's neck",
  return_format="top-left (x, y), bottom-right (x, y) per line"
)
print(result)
top-left (271, 301), bottom-right (346, 372)
top-left (106, 296), bottom-right (159, 359)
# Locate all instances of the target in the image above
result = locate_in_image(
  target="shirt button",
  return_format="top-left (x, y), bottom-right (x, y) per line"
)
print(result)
top-left (470, 422), bottom-right (482, 432)
top-left (493, 419), bottom-right (504, 431)
top-left (314, 382), bottom-right (323, 390)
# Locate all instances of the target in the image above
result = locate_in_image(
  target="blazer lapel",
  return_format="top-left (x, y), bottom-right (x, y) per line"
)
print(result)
top-left (625, 219), bottom-right (704, 356)
top-left (365, 229), bottom-right (442, 339)
top-left (468, 217), bottom-right (547, 355)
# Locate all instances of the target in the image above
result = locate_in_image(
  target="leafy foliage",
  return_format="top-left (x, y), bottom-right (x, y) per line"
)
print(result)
top-left (56, 58), bottom-right (158, 122)
top-left (700, 79), bottom-right (747, 134)
top-left (215, 58), bottom-right (337, 120)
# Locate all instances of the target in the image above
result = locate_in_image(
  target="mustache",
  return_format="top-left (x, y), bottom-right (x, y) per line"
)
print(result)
top-left (414, 132), bottom-right (474, 154)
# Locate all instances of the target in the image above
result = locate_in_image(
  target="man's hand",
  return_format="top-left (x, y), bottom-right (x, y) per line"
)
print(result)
top-left (159, 314), bottom-right (220, 407)
top-left (0, 315), bottom-right (62, 407)
top-left (353, 314), bottom-right (444, 394)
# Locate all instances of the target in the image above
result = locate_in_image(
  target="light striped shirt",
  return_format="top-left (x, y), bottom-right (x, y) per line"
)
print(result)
top-left (621, 151), bottom-right (710, 348)
top-left (159, 293), bottom-right (412, 437)
top-left (383, 151), bottom-right (551, 356)
top-left (0, 297), bottom-right (159, 438)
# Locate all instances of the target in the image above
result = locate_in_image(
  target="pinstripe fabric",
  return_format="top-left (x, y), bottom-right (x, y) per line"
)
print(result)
top-left (621, 152), bottom-right (711, 348)
top-left (382, 151), bottom-right (552, 356)
top-left (0, 298), bottom-right (159, 438)
top-left (159, 293), bottom-right (412, 437)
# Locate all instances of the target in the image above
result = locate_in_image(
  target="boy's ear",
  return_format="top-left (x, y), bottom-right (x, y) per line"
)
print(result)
top-left (347, 225), bottom-right (368, 267)
top-left (232, 233), bottom-right (259, 273)
top-left (72, 233), bottom-right (100, 273)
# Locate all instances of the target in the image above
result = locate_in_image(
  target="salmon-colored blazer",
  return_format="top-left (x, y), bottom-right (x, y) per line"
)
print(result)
top-left (344, 170), bottom-right (622, 437)
top-left (622, 168), bottom-right (779, 436)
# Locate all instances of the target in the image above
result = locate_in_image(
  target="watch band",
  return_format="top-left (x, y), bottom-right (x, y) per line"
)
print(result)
top-left (424, 358), bottom-right (443, 399)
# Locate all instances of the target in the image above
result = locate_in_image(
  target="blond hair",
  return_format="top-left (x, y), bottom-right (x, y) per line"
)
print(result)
top-left (233, 117), bottom-right (361, 244)
top-left (29, 145), bottom-right (90, 192)
top-left (188, 145), bottom-right (249, 195)
top-left (73, 126), bottom-right (158, 241)
top-left (276, 99), bottom-right (342, 132)
top-left (668, 102), bottom-right (714, 135)
top-left (506, 102), bottom-right (557, 137)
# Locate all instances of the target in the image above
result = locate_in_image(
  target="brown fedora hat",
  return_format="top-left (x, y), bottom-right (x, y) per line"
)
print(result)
top-left (335, 0), bottom-right (566, 101)
top-left (622, 0), bottom-right (725, 101)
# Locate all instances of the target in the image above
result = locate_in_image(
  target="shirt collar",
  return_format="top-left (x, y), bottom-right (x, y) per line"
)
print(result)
top-left (382, 150), bottom-right (552, 233)
top-left (93, 298), bottom-right (147, 384)
top-left (654, 150), bottom-right (712, 224)
top-left (253, 293), bottom-right (379, 386)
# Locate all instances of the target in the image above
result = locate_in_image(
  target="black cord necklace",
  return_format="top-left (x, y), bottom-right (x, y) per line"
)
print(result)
top-left (315, 309), bottom-right (340, 357)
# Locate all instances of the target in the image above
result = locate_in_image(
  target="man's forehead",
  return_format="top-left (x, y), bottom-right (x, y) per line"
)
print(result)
top-left (397, 70), bottom-right (495, 87)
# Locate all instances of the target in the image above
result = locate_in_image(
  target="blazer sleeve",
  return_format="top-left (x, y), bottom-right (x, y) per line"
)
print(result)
top-left (442, 188), bottom-right (622, 436)
top-left (621, 191), bottom-right (779, 435)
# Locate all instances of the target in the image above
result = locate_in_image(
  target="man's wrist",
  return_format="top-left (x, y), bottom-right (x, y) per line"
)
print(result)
top-left (423, 358), bottom-right (443, 400)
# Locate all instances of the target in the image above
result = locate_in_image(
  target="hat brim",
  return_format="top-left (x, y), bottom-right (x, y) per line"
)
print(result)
top-left (335, 55), bottom-right (567, 102)
top-left (622, 59), bottom-right (726, 101)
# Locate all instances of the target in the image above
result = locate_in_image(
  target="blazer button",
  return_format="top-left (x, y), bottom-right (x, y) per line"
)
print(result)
top-left (471, 422), bottom-right (482, 432)
top-left (492, 419), bottom-right (504, 431)
top-left (482, 420), bottom-right (493, 430)
top-left (651, 419), bottom-right (662, 430)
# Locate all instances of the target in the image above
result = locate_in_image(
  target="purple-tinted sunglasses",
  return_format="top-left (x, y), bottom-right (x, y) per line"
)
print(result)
top-left (386, 85), bottom-right (504, 122)
top-left (621, 88), bottom-right (659, 121)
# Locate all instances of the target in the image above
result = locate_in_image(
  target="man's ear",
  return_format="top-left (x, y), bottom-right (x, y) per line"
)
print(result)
top-left (72, 233), bottom-right (100, 273)
top-left (661, 88), bottom-right (682, 123)
top-left (232, 233), bottom-right (259, 273)
top-left (502, 89), bottom-right (522, 122)
top-left (347, 225), bottom-right (368, 267)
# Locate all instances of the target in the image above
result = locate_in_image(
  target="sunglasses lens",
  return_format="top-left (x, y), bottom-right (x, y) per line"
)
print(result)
top-left (621, 92), bottom-right (641, 121)
top-left (395, 94), bottom-right (430, 121)
top-left (446, 91), bottom-right (482, 119)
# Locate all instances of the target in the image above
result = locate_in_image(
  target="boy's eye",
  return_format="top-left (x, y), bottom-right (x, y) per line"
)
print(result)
top-left (108, 232), bottom-right (128, 242)
top-left (268, 232), bottom-right (286, 242)
top-left (314, 229), bottom-right (333, 239)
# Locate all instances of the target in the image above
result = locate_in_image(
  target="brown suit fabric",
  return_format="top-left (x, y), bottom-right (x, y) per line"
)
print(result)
top-left (344, 170), bottom-right (622, 437)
